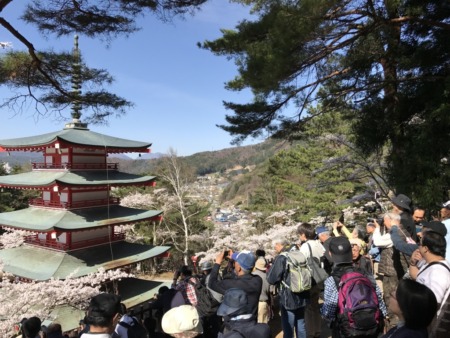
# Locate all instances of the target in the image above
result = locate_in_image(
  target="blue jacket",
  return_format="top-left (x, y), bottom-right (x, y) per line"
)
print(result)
top-left (390, 225), bottom-right (417, 256)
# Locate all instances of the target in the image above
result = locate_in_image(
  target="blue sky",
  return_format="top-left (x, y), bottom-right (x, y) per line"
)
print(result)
top-left (0, 1), bottom-right (263, 156)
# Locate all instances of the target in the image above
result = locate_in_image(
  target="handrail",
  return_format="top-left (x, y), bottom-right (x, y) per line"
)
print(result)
top-left (24, 232), bottom-right (126, 251)
top-left (29, 197), bottom-right (120, 209)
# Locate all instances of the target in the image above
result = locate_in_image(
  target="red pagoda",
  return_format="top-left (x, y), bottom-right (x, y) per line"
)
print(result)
top-left (0, 36), bottom-right (170, 328)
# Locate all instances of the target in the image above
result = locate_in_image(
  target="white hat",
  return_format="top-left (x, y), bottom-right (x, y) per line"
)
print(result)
top-left (162, 305), bottom-right (203, 335)
top-left (254, 258), bottom-right (266, 271)
top-left (349, 238), bottom-right (361, 247)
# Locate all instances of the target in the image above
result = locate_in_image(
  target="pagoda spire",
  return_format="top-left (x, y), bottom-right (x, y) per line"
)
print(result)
top-left (65, 34), bottom-right (88, 130)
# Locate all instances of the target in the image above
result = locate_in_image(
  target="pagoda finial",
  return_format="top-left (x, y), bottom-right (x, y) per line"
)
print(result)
top-left (66, 34), bottom-right (88, 129)
top-left (71, 35), bottom-right (82, 120)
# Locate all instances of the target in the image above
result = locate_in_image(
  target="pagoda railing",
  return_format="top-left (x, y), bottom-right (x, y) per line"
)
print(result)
top-left (29, 197), bottom-right (120, 209)
top-left (32, 163), bottom-right (118, 170)
top-left (24, 232), bottom-right (126, 251)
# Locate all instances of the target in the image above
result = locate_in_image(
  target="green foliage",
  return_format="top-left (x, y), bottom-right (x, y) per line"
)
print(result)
top-left (201, 0), bottom-right (450, 207)
top-left (23, 0), bottom-right (207, 38)
top-left (224, 111), bottom-right (385, 219)
top-left (0, 163), bottom-right (37, 212)
top-left (0, 0), bottom-right (207, 123)
top-left (0, 50), bottom-right (131, 124)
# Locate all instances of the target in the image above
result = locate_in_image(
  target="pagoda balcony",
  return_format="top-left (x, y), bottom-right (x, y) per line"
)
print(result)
top-left (29, 197), bottom-right (121, 209)
top-left (32, 162), bottom-right (119, 170)
top-left (24, 232), bottom-right (126, 251)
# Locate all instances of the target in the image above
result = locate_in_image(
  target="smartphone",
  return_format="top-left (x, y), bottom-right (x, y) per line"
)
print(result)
top-left (223, 250), bottom-right (229, 258)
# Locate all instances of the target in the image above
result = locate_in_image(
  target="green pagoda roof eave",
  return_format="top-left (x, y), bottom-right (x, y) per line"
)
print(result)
top-left (0, 128), bottom-right (151, 153)
top-left (0, 242), bottom-right (171, 280)
top-left (0, 171), bottom-right (156, 188)
top-left (0, 206), bottom-right (162, 232)
top-left (41, 280), bottom-right (172, 332)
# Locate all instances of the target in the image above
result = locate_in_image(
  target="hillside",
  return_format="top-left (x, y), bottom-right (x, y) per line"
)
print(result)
top-left (0, 152), bottom-right (43, 168)
top-left (111, 138), bottom-right (293, 176)
top-left (0, 139), bottom-right (285, 175)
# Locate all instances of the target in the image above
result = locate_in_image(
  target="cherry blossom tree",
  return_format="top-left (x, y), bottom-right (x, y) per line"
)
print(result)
top-left (156, 149), bottom-right (206, 265)
top-left (196, 209), bottom-right (300, 263)
top-left (0, 265), bottom-right (131, 337)
top-left (0, 229), bottom-right (25, 248)
top-left (195, 205), bottom-right (374, 265)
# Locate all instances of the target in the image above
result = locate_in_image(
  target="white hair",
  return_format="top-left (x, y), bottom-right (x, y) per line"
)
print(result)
top-left (384, 212), bottom-right (401, 222)
top-left (272, 237), bottom-right (289, 247)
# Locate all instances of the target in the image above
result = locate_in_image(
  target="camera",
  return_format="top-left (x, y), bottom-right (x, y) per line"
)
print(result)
top-left (363, 205), bottom-right (378, 213)
top-left (367, 217), bottom-right (384, 227)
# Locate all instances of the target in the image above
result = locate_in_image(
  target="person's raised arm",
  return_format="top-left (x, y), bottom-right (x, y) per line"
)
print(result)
top-left (390, 225), bottom-right (417, 256)
top-left (372, 220), bottom-right (393, 248)
top-left (208, 251), bottom-right (229, 294)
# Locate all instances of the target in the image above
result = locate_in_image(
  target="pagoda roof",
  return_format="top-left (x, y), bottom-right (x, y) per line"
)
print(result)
top-left (0, 206), bottom-right (162, 232)
top-left (117, 278), bottom-right (172, 310)
top-left (0, 242), bottom-right (170, 280)
top-left (0, 128), bottom-right (151, 153)
top-left (41, 279), bottom-right (172, 332)
top-left (0, 170), bottom-right (156, 188)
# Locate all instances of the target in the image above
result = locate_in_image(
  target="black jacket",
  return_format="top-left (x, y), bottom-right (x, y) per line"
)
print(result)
top-left (222, 316), bottom-right (271, 338)
top-left (266, 251), bottom-right (309, 311)
top-left (208, 263), bottom-right (262, 318)
top-left (401, 212), bottom-right (417, 242)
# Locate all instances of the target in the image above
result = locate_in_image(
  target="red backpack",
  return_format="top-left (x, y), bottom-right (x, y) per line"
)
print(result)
top-left (336, 271), bottom-right (382, 337)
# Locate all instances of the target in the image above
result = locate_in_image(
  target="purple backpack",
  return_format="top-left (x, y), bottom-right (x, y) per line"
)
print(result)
top-left (336, 271), bottom-right (381, 337)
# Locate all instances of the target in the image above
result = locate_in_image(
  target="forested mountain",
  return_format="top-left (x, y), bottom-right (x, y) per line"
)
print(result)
top-left (111, 138), bottom-right (292, 176)
top-left (220, 112), bottom-right (384, 218)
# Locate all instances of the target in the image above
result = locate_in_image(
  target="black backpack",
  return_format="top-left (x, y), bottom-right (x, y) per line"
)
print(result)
top-left (187, 278), bottom-right (220, 317)
top-left (426, 262), bottom-right (450, 338)
top-left (118, 317), bottom-right (148, 338)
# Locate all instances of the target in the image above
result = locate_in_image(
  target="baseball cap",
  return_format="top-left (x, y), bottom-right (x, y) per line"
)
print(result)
top-left (329, 237), bottom-right (352, 264)
top-left (231, 251), bottom-right (255, 271)
top-left (423, 221), bottom-right (447, 237)
top-left (315, 226), bottom-right (329, 235)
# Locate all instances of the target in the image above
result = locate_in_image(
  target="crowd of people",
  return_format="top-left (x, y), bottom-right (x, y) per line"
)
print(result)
top-left (18, 196), bottom-right (450, 338)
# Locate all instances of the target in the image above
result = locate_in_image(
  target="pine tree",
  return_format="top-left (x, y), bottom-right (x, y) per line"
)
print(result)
top-left (200, 0), bottom-right (450, 205)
